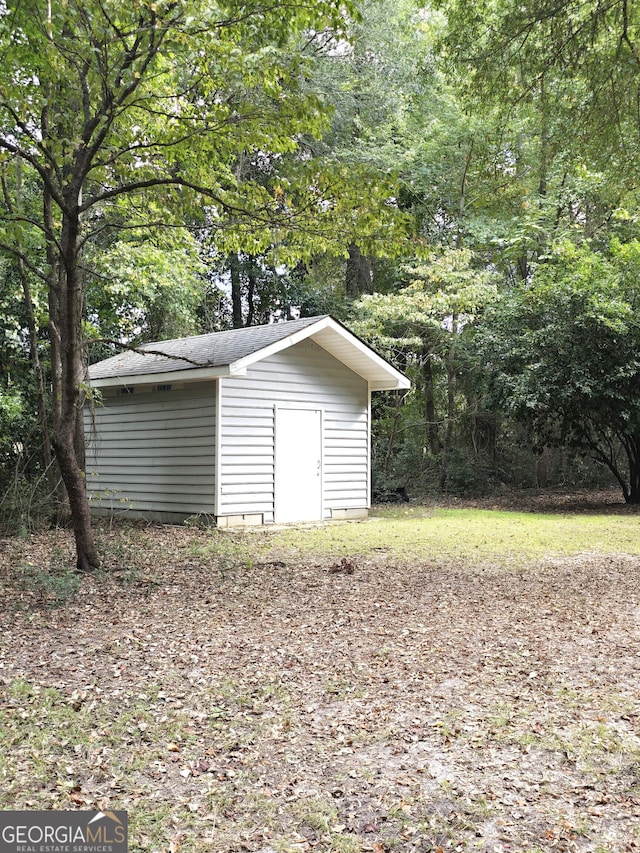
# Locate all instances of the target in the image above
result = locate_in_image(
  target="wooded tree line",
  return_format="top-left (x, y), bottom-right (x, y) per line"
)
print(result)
top-left (2, 0), bottom-right (640, 565)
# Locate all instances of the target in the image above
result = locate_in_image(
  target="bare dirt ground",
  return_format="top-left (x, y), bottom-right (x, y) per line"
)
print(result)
top-left (1, 498), bottom-right (640, 853)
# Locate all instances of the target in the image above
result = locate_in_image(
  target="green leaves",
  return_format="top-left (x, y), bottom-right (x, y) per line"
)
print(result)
top-left (475, 239), bottom-right (640, 499)
top-left (86, 230), bottom-right (207, 342)
top-left (1, 0), bottom-right (360, 225)
top-left (353, 247), bottom-right (497, 346)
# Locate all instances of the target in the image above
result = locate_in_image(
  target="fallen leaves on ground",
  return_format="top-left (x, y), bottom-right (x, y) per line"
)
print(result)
top-left (0, 515), bottom-right (639, 853)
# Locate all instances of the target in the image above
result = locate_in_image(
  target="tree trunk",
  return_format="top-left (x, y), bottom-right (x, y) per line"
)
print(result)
top-left (345, 244), bottom-right (373, 299)
top-left (422, 345), bottom-right (440, 456)
top-left (439, 312), bottom-right (458, 491)
top-left (246, 258), bottom-right (257, 326)
top-left (53, 430), bottom-right (99, 571)
top-left (44, 183), bottom-right (71, 517)
top-left (50, 199), bottom-right (99, 571)
top-left (383, 391), bottom-right (404, 477)
top-left (535, 446), bottom-right (551, 488)
top-left (624, 433), bottom-right (640, 504)
top-left (230, 253), bottom-right (243, 328)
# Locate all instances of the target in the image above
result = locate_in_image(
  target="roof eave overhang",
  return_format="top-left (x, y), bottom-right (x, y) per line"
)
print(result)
top-left (88, 364), bottom-right (236, 389)
top-left (370, 378), bottom-right (411, 391)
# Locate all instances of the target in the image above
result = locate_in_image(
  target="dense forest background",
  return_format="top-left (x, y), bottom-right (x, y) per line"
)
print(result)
top-left (2, 0), bottom-right (640, 541)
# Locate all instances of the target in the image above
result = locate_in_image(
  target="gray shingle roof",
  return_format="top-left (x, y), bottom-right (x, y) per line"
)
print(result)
top-left (89, 316), bottom-right (328, 380)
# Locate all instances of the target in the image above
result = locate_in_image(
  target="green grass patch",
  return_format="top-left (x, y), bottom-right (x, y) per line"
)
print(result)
top-left (265, 506), bottom-right (640, 562)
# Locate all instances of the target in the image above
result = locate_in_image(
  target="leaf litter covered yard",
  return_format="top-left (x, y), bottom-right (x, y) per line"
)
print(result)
top-left (2, 494), bottom-right (640, 853)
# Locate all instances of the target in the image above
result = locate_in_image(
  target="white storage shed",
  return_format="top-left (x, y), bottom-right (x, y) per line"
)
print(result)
top-left (84, 315), bottom-right (410, 526)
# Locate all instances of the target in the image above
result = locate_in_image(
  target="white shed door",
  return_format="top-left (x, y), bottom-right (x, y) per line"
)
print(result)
top-left (274, 408), bottom-right (322, 523)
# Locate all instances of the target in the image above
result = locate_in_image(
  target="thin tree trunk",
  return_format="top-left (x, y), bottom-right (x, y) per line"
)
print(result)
top-left (229, 253), bottom-right (243, 328)
top-left (246, 258), bottom-right (257, 326)
top-left (535, 446), bottom-right (551, 488)
top-left (623, 433), bottom-right (640, 503)
top-left (422, 345), bottom-right (440, 456)
top-left (439, 311), bottom-right (458, 491)
top-left (383, 391), bottom-right (404, 476)
top-left (44, 181), bottom-right (71, 517)
top-left (345, 244), bottom-right (373, 299)
top-left (50, 200), bottom-right (99, 571)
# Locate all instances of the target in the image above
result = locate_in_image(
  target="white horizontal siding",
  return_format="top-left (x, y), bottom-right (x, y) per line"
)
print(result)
top-left (219, 338), bottom-right (368, 518)
top-left (88, 445), bottom-right (214, 459)
top-left (84, 383), bottom-right (216, 516)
